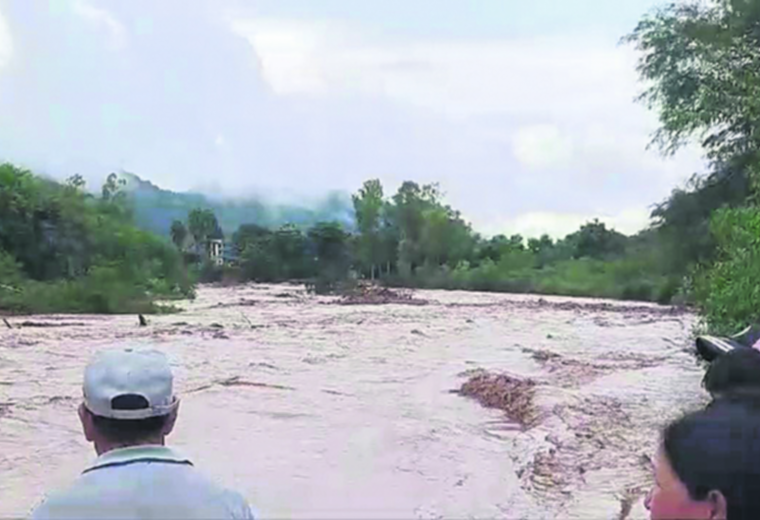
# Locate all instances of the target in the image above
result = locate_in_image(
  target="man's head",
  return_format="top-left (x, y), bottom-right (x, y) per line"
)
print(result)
top-left (79, 348), bottom-right (179, 454)
top-left (703, 347), bottom-right (760, 400)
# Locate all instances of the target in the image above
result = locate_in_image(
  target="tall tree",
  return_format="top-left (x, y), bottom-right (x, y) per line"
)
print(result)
top-left (528, 234), bottom-right (553, 255)
top-left (233, 223), bottom-right (271, 255)
top-left (391, 181), bottom-right (441, 273)
top-left (625, 0), bottom-right (760, 182)
top-left (272, 224), bottom-right (311, 279)
top-left (566, 220), bottom-right (627, 260)
top-left (66, 174), bottom-right (86, 191)
top-left (308, 221), bottom-right (351, 279)
top-left (101, 173), bottom-right (126, 202)
top-left (352, 179), bottom-right (384, 279)
top-left (187, 209), bottom-right (220, 251)
top-left (170, 220), bottom-right (187, 250)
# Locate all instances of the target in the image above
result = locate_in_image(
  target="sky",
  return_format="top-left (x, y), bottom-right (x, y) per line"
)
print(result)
top-left (0, 0), bottom-right (705, 238)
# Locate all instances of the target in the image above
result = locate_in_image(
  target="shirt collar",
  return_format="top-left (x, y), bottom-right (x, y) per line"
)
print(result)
top-left (85, 445), bottom-right (193, 473)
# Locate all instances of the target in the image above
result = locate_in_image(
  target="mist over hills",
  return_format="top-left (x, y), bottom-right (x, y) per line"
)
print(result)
top-left (120, 172), bottom-right (355, 237)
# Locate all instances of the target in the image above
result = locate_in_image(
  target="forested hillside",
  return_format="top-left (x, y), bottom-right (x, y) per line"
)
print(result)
top-left (121, 172), bottom-right (354, 237)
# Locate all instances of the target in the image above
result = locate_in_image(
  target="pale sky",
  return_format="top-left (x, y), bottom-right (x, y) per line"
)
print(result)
top-left (0, 0), bottom-right (704, 238)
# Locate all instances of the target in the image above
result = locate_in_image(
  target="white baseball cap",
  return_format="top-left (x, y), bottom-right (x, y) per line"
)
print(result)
top-left (83, 348), bottom-right (179, 420)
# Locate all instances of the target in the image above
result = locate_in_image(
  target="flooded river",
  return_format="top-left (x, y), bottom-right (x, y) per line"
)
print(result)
top-left (0, 284), bottom-right (706, 519)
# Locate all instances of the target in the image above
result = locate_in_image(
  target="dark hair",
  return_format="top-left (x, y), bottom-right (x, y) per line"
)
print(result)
top-left (87, 394), bottom-right (169, 444)
top-left (89, 411), bottom-right (169, 444)
top-left (663, 402), bottom-right (760, 519)
top-left (703, 348), bottom-right (760, 397)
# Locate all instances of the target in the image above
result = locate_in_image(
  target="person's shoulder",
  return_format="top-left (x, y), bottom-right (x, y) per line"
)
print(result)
top-left (217, 487), bottom-right (256, 519)
top-left (30, 485), bottom-right (89, 520)
top-left (31, 468), bottom-right (117, 519)
top-left (181, 467), bottom-right (255, 519)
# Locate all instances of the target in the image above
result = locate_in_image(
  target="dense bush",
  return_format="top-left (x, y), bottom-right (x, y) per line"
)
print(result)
top-left (691, 207), bottom-right (760, 334)
top-left (0, 164), bottom-right (193, 314)
top-left (382, 253), bottom-right (677, 304)
top-left (226, 178), bottom-right (685, 305)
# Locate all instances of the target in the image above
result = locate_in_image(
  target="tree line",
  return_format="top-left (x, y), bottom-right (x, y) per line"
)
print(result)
top-left (4, 0), bottom-right (760, 330)
top-left (186, 178), bottom-right (676, 303)
top-left (0, 165), bottom-right (192, 314)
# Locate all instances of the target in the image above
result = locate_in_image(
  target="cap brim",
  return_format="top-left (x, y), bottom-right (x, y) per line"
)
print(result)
top-left (84, 398), bottom-right (179, 420)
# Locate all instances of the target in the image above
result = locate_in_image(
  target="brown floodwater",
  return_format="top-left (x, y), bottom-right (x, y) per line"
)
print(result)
top-left (0, 284), bottom-right (706, 519)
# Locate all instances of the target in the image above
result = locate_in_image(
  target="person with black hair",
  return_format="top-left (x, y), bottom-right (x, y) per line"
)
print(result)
top-left (702, 347), bottom-right (760, 400)
top-left (645, 401), bottom-right (760, 519)
top-left (32, 348), bottom-right (255, 519)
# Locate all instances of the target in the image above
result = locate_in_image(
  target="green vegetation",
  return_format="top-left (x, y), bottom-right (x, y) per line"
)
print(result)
top-left (0, 164), bottom-right (193, 314)
top-left (8, 0), bottom-right (760, 327)
top-left (222, 178), bottom-right (680, 303)
top-left (347, 185), bottom-right (680, 304)
top-left (626, 0), bottom-right (760, 331)
top-left (691, 208), bottom-right (760, 334)
top-left (188, 208), bottom-right (222, 246)
top-left (230, 221), bottom-right (351, 293)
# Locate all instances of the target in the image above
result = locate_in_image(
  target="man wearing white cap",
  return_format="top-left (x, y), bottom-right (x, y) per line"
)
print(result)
top-left (32, 348), bottom-right (255, 519)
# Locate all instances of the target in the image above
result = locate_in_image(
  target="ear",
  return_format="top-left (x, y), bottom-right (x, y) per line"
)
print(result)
top-left (78, 404), bottom-right (95, 442)
top-left (162, 400), bottom-right (179, 436)
top-left (707, 489), bottom-right (728, 520)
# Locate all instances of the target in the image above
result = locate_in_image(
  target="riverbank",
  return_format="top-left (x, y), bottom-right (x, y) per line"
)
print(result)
top-left (0, 283), bottom-right (705, 519)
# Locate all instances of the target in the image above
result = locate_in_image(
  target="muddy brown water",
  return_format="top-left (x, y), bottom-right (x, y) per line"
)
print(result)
top-left (0, 284), bottom-right (706, 519)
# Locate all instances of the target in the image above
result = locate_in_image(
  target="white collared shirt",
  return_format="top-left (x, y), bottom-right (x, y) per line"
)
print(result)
top-left (31, 446), bottom-right (255, 520)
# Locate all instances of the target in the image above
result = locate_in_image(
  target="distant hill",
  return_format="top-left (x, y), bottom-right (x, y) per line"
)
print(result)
top-left (120, 172), bottom-right (355, 237)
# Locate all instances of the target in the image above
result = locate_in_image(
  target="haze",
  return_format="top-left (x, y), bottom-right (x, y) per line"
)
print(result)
top-left (0, 0), bottom-right (703, 238)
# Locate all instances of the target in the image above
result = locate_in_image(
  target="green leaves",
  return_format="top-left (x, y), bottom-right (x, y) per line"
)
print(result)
top-left (627, 0), bottom-right (760, 324)
top-left (626, 1), bottom-right (760, 170)
top-left (691, 207), bottom-right (760, 333)
top-left (187, 208), bottom-right (221, 246)
top-left (352, 179), bottom-right (385, 278)
top-left (0, 164), bottom-right (192, 314)
top-left (170, 220), bottom-right (188, 250)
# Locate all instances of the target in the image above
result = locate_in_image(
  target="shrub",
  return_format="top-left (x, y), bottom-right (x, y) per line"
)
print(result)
top-left (692, 207), bottom-right (760, 334)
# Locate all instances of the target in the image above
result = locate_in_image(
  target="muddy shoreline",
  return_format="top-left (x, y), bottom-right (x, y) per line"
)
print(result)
top-left (0, 283), bottom-right (705, 519)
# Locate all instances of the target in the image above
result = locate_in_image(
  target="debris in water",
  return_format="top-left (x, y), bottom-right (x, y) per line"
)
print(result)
top-left (322, 389), bottom-right (347, 396)
top-left (138, 314), bottom-right (148, 327)
top-left (530, 349), bottom-right (561, 362)
top-left (214, 299), bottom-right (258, 308)
top-left (523, 347), bottom-right (667, 387)
top-left (3, 318), bottom-right (11, 329)
top-left (250, 362), bottom-right (279, 371)
top-left (411, 329), bottom-right (426, 336)
top-left (17, 321), bottom-right (85, 328)
top-left (617, 486), bottom-right (646, 520)
top-left (187, 376), bottom-right (295, 394)
top-left (209, 323), bottom-right (224, 329)
top-left (47, 396), bottom-right (74, 404)
top-left (240, 313), bottom-right (266, 329)
top-left (217, 376), bottom-right (294, 391)
top-left (337, 282), bottom-right (428, 306)
top-left (458, 368), bottom-right (487, 378)
top-left (445, 298), bottom-right (688, 317)
top-left (454, 370), bottom-right (537, 427)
